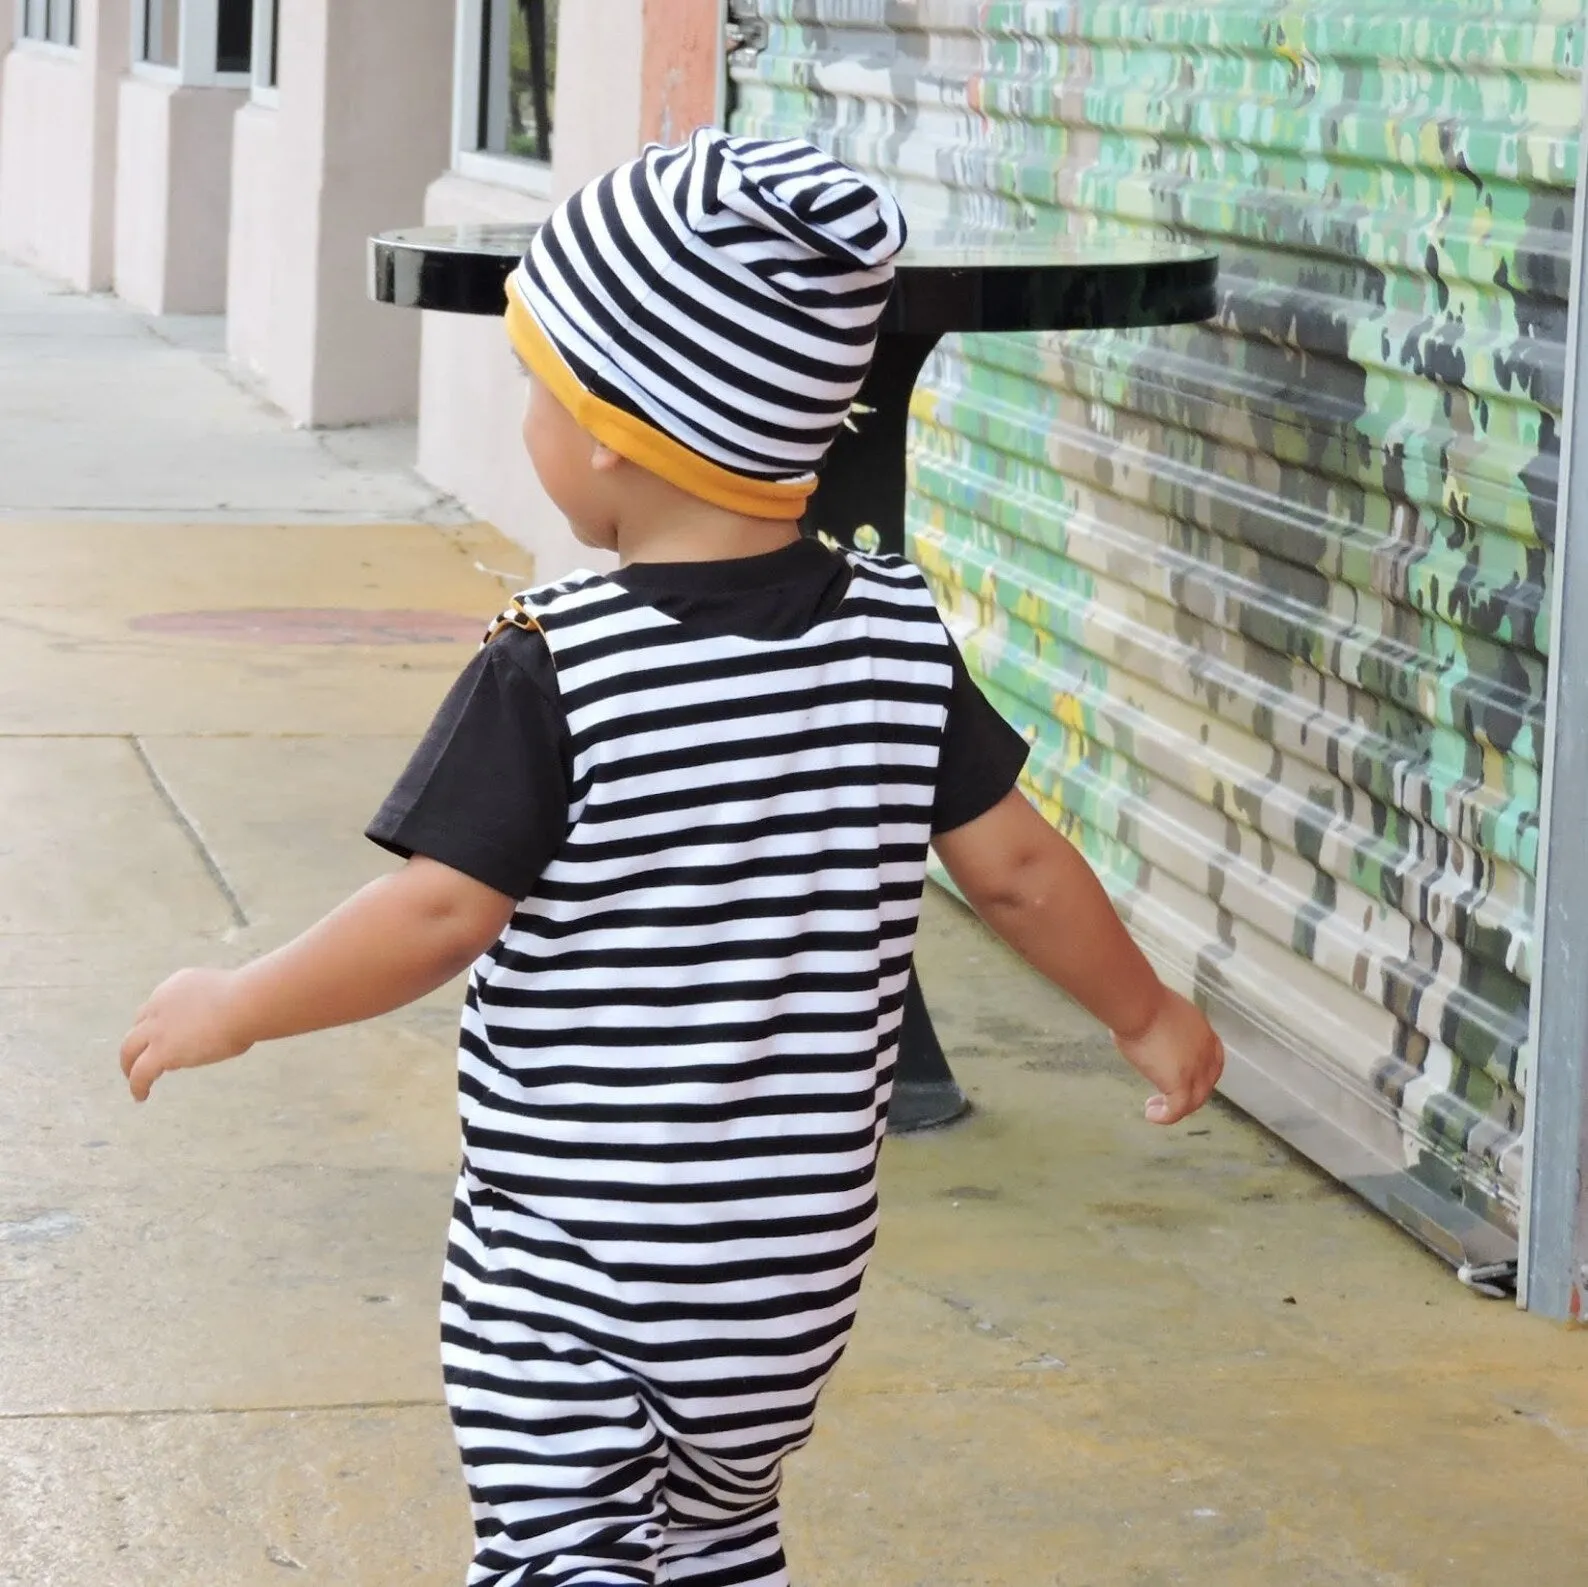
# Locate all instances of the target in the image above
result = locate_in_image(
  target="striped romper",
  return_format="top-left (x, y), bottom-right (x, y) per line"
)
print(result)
top-left (439, 551), bottom-right (954, 1586)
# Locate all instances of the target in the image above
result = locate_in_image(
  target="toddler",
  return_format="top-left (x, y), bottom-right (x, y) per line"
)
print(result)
top-left (122, 129), bottom-right (1223, 1587)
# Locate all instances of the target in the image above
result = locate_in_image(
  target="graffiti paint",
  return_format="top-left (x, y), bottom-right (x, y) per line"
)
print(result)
top-left (733, 0), bottom-right (1579, 1254)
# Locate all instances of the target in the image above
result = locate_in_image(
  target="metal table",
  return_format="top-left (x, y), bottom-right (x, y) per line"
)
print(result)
top-left (370, 222), bottom-right (1219, 1133)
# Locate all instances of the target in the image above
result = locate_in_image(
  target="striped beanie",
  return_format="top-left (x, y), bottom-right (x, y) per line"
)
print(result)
top-left (504, 128), bottom-right (907, 520)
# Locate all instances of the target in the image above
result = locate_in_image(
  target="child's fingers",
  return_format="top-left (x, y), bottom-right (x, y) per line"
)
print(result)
top-left (120, 1020), bottom-right (164, 1100)
top-left (127, 1048), bottom-right (165, 1103)
top-left (119, 1023), bottom-right (150, 1078)
top-left (1146, 1087), bottom-right (1197, 1125)
top-left (1148, 1065), bottom-right (1218, 1125)
top-left (1147, 1046), bottom-right (1225, 1125)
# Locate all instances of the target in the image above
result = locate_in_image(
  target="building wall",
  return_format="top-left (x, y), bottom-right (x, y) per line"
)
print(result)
top-left (0, 5), bottom-right (13, 123)
top-left (114, 76), bottom-right (244, 315)
top-left (733, 0), bottom-right (1580, 1266)
top-left (417, 172), bottom-right (559, 579)
top-left (0, 0), bottom-right (129, 289)
top-left (0, 0), bottom-right (718, 573)
top-left (225, 100), bottom-right (279, 379)
top-left (416, 0), bottom-right (660, 581)
top-left (225, 0), bottom-right (453, 427)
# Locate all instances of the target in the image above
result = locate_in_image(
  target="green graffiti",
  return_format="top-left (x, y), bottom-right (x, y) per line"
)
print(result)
top-left (734, 0), bottom-right (1574, 1237)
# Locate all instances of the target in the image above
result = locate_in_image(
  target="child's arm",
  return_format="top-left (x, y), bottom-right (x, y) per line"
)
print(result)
top-left (932, 788), bottom-right (1223, 1125)
top-left (120, 856), bottom-right (516, 1103)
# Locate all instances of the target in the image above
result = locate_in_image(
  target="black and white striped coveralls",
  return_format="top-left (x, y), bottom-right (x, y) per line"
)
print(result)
top-left (441, 552), bottom-right (953, 1586)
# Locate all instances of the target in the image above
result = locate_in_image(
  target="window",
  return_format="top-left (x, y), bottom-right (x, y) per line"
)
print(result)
top-left (132, 0), bottom-right (253, 82)
top-left (483, 0), bottom-right (558, 164)
top-left (141, 0), bottom-right (180, 66)
top-left (454, 0), bottom-right (560, 189)
top-left (216, 0), bottom-right (253, 72)
top-left (18, 0), bottom-right (75, 45)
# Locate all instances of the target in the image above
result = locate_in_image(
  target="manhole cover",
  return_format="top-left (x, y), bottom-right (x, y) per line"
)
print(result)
top-left (130, 608), bottom-right (484, 645)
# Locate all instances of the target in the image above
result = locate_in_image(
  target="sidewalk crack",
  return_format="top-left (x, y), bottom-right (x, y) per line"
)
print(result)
top-left (128, 737), bottom-right (249, 929)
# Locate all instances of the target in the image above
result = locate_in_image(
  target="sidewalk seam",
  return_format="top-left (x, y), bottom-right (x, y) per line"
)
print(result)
top-left (128, 736), bottom-right (250, 929)
top-left (0, 1400), bottom-right (440, 1423)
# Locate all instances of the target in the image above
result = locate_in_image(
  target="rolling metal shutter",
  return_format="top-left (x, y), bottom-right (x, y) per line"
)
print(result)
top-left (730, 0), bottom-right (1580, 1271)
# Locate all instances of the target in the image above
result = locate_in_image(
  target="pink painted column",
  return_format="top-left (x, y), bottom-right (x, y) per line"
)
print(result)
top-left (0, 0), bottom-right (131, 289)
top-left (640, 0), bottom-right (722, 145)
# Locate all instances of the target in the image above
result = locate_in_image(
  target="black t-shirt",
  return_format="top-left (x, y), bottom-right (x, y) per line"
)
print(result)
top-left (367, 538), bottom-right (1029, 898)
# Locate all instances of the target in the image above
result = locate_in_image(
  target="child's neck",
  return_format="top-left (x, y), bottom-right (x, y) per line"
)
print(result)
top-left (614, 506), bottom-right (802, 567)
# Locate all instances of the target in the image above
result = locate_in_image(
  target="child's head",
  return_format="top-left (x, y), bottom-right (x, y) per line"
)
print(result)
top-left (505, 129), bottom-right (906, 551)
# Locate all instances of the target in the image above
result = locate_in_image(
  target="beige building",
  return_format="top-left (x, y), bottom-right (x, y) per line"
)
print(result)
top-left (0, 0), bottom-right (724, 578)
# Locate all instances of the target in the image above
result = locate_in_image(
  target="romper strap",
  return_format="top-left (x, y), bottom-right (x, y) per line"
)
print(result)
top-left (483, 597), bottom-right (546, 648)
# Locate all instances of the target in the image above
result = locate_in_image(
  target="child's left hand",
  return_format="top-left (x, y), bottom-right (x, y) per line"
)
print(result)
top-left (1113, 987), bottom-right (1225, 1125)
top-left (120, 967), bottom-right (253, 1102)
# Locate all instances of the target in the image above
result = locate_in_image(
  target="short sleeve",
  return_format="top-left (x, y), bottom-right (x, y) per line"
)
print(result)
top-left (932, 639), bottom-right (1030, 835)
top-left (366, 625), bottom-right (571, 899)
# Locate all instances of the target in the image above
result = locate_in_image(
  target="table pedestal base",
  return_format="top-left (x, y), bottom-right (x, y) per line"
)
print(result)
top-left (890, 971), bottom-right (971, 1133)
top-left (802, 333), bottom-right (971, 1136)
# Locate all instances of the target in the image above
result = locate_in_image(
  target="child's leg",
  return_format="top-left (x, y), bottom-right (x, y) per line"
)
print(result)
top-left (657, 1503), bottom-right (789, 1587)
top-left (656, 1443), bottom-right (791, 1587)
top-left (443, 1179), bottom-right (669, 1586)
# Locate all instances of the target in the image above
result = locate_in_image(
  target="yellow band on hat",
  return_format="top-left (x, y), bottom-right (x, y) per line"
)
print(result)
top-left (505, 286), bottom-right (815, 522)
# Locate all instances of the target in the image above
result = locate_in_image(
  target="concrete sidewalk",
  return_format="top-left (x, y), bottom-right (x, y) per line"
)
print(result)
top-left (0, 259), bottom-right (465, 524)
top-left (1, 261), bottom-right (1585, 1587)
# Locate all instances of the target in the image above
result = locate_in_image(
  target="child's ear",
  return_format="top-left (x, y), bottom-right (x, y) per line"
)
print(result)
top-left (590, 442), bottom-right (623, 474)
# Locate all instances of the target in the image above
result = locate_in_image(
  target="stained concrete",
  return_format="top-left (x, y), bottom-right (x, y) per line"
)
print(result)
top-left (2, 259), bottom-right (1585, 1586)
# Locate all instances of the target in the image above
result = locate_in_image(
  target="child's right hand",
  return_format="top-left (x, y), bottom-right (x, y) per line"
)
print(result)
top-left (120, 967), bottom-right (253, 1102)
top-left (1113, 988), bottom-right (1225, 1125)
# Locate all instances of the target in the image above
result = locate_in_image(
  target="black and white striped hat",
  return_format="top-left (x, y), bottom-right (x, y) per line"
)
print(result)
top-left (505, 128), bottom-right (907, 520)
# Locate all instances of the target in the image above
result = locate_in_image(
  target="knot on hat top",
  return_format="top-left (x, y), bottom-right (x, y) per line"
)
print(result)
top-left (695, 130), bottom-right (908, 272)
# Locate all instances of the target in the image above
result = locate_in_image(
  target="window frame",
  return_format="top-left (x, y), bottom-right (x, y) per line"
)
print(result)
top-left (451, 0), bottom-right (557, 196)
top-left (249, 0), bottom-right (279, 105)
top-left (129, 0), bottom-right (254, 88)
top-left (14, 0), bottom-right (77, 50)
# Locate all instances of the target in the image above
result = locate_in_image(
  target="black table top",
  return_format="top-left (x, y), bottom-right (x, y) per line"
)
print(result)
top-left (368, 222), bottom-right (1218, 335)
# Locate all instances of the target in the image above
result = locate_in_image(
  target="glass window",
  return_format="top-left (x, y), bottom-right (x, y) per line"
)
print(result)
top-left (134, 1), bottom-right (253, 78)
top-left (142, 0), bottom-right (181, 66)
top-left (216, 0), bottom-right (254, 74)
top-left (21, 0), bottom-right (75, 44)
top-left (477, 0), bottom-right (559, 164)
